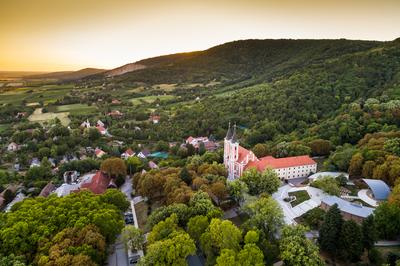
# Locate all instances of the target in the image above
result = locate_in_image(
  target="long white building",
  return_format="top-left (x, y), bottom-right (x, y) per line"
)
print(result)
top-left (224, 124), bottom-right (317, 181)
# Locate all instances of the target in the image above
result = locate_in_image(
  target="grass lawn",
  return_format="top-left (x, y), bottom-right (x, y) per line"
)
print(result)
top-left (129, 95), bottom-right (175, 105)
top-left (288, 190), bottom-right (311, 207)
top-left (134, 201), bottom-right (149, 232)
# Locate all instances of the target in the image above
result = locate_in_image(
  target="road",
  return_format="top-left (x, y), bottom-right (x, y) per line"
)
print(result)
top-left (107, 176), bottom-right (133, 266)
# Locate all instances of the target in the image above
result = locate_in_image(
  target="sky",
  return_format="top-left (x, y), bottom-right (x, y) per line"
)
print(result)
top-left (1, 0), bottom-right (399, 71)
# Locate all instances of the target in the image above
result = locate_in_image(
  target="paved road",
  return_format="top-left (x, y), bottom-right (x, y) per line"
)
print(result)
top-left (107, 177), bottom-right (133, 266)
top-left (107, 234), bottom-right (129, 266)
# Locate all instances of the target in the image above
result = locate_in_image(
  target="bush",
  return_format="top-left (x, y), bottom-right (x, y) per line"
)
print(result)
top-left (368, 248), bottom-right (383, 265)
top-left (310, 176), bottom-right (340, 196)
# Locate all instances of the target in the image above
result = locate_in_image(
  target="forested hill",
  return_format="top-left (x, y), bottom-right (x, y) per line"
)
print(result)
top-left (91, 39), bottom-right (383, 84)
top-left (133, 38), bottom-right (400, 145)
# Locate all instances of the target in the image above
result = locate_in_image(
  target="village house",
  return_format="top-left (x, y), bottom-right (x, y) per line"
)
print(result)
top-left (107, 110), bottom-right (123, 117)
top-left (80, 119), bottom-right (91, 128)
top-left (137, 149), bottom-right (151, 159)
top-left (97, 120), bottom-right (105, 127)
top-left (149, 114), bottom-right (160, 124)
top-left (95, 148), bottom-right (106, 158)
top-left (224, 124), bottom-right (317, 181)
top-left (96, 125), bottom-right (107, 135)
top-left (121, 148), bottom-right (135, 159)
top-left (185, 136), bottom-right (218, 151)
top-left (7, 142), bottom-right (19, 152)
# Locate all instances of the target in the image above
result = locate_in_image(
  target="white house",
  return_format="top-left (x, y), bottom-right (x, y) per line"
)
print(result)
top-left (224, 123), bottom-right (317, 181)
top-left (80, 119), bottom-right (91, 128)
top-left (7, 142), bottom-right (19, 152)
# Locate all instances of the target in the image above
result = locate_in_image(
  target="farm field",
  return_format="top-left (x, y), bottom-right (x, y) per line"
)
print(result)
top-left (48, 103), bottom-right (97, 115)
top-left (28, 108), bottom-right (70, 126)
top-left (0, 84), bottom-right (75, 105)
top-left (129, 95), bottom-right (175, 105)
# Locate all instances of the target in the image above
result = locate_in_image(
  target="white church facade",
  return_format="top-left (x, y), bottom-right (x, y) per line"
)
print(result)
top-left (223, 124), bottom-right (317, 181)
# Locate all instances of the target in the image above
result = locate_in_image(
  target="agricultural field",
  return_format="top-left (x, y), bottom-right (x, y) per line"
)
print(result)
top-left (0, 84), bottom-right (75, 105)
top-left (129, 95), bottom-right (175, 105)
top-left (28, 108), bottom-right (70, 126)
top-left (48, 103), bottom-right (97, 115)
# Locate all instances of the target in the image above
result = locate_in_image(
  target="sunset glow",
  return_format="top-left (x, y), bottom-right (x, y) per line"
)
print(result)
top-left (1, 0), bottom-right (399, 71)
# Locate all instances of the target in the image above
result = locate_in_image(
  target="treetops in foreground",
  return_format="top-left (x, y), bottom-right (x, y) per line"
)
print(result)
top-left (0, 189), bottom-right (129, 265)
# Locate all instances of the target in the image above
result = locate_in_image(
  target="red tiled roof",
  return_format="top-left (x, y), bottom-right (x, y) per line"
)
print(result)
top-left (186, 136), bottom-right (194, 143)
top-left (96, 125), bottom-right (106, 132)
top-left (95, 148), bottom-right (105, 156)
top-left (80, 171), bottom-right (110, 194)
top-left (125, 148), bottom-right (135, 155)
top-left (238, 146), bottom-right (253, 163)
top-left (245, 155), bottom-right (316, 171)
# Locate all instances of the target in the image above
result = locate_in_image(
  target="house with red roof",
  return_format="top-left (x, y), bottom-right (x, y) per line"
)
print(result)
top-left (185, 136), bottom-right (218, 151)
top-left (96, 125), bottom-right (107, 135)
top-left (121, 148), bottom-right (135, 159)
top-left (79, 171), bottom-right (116, 194)
top-left (95, 148), bottom-right (106, 158)
top-left (224, 123), bottom-right (317, 181)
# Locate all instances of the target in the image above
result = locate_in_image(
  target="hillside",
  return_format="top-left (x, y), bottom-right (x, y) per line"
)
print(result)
top-left (24, 68), bottom-right (106, 81)
top-left (122, 38), bottom-right (400, 144)
top-left (91, 39), bottom-right (382, 84)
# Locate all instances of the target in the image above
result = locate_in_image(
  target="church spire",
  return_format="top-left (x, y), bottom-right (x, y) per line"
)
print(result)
top-left (225, 122), bottom-right (233, 140)
top-left (231, 123), bottom-right (238, 143)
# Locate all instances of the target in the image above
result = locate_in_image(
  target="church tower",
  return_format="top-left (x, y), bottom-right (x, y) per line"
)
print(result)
top-left (224, 123), bottom-right (239, 180)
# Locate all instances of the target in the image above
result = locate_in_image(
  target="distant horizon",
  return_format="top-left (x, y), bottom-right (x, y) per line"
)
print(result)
top-left (1, 36), bottom-right (398, 73)
top-left (1, 0), bottom-right (399, 72)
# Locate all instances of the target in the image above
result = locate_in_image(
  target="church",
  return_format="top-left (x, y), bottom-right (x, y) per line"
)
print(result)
top-left (224, 123), bottom-right (317, 181)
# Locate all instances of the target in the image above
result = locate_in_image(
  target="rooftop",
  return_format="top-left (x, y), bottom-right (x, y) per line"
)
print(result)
top-left (246, 155), bottom-right (316, 171)
top-left (362, 179), bottom-right (391, 200)
top-left (322, 196), bottom-right (374, 218)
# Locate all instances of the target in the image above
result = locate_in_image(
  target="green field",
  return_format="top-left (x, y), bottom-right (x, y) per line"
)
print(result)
top-left (129, 95), bottom-right (175, 105)
top-left (0, 84), bottom-right (75, 105)
top-left (49, 103), bottom-right (97, 115)
top-left (28, 108), bottom-right (70, 126)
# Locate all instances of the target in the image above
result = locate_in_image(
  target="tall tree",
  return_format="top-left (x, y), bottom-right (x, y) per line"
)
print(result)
top-left (121, 225), bottom-right (145, 252)
top-left (280, 225), bottom-right (324, 266)
top-left (241, 195), bottom-right (284, 240)
top-left (140, 231), bottom-right (196, 266)
top-left (100, 157), bottom-right (127, 178)
top-left (240, 167), bottom-right (280, 195)
top-left (361, 215), bottom-right (378, 254)
top-left (318, 204), bottom-right (343, 258)
top-left (339, 220), bottom-right (363, 262)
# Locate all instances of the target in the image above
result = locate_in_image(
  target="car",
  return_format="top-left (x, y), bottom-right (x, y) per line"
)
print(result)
top-left (129, 254), bottom-right (141, 265)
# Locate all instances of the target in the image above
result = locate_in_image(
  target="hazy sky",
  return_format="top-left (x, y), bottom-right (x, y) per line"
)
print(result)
top-left (1, 0), bottom-right (399, 71)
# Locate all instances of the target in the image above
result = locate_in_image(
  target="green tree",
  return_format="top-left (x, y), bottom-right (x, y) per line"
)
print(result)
top-left (227, 179), bottom-right (248, 203)
top-left (348, 152), bottom-right (364, 178)
top-left (241, 195), bottom-right (284, 240)
top-left (179, 166), bottom-right (192, 185)
top-left (374, 202), bottom-right (400, 239)
top-left (318, 204), bottom-right (343, 258)
top-left (100, 189), bottom-right (130, 212)
top-left (310, 176), bottom-right (340, 196)
top-left (100, 157), bottom-right (127, 178)
top-left (140, 231), bottom-right (196, 266)
top-left (308, 139), bottom-right (332, 156)
top-left (252, 143), bottom-right (269, 158)
top-left (187, 215), bottom-right (209, 244)
top-left (126, 156), bottom-right (144, 175)
top-left (240, 167), bottom-right (280, 195)
top-left (215, 249), bottom-right (236, 266)
top-left (384, 138), bottom-right (400, 156)
top-left (148, 214), bottom-right (180, 244)
top-left (121, 225), bottom-right (145, 252)
top-left (280, 225), bottom-right (324, 266)
top-left (339, 220), bottom-right (363, 262)
top-left (362, 215), bottom-right (378, 253)
top-left (209, 218), bottom-right (242, 252)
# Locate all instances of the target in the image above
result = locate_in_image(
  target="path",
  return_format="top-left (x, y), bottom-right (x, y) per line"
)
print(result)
top-left (107, 234), bottom-right (129, 266)
top-left (272, 185), bottom-right (326, 224)
top-left (358, 189), bottom-right (378, 207)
